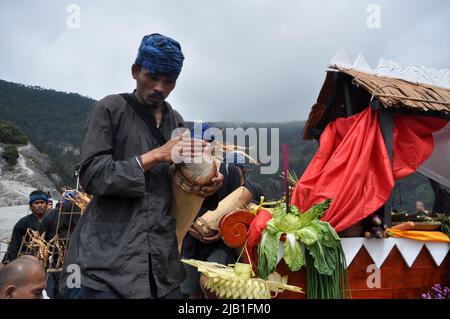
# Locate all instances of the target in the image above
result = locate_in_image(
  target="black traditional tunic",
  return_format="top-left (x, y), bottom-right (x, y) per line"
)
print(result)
top-left (39, 203), bottom-right (81, 242)
top-left (62, 94), bottom-right (186, 298)
top-left (2, 213), bottom-right (41, 263)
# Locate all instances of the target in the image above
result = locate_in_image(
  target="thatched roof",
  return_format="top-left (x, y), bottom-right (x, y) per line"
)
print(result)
top-left (339, 67), bottom-right (450, 114)
top-left (303, 65), bottom-right (450, 140)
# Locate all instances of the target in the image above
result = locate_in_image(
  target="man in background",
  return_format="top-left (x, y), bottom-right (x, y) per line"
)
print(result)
top-left (39, 192), bottom-right (82, 299)
top-left (46, 198), bottom-right (54, 213)
top-left (416, 201), bottom-right (430, 215)
top-left (2, 190), bottom-right (48, 263)
top-left (0, 255), bottom-right (47, 299)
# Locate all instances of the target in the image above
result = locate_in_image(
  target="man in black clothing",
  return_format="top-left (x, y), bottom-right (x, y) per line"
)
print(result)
top-left (46, 198), bottom-right (54, 213)
top-left (39, 201), bottom-right (81, 242)
top-left (2, 190), bottom-right (49, 264)
top-left (39, 199), bottom-right (81, 299)
top-left (60, 34), bottom-right (223, 299)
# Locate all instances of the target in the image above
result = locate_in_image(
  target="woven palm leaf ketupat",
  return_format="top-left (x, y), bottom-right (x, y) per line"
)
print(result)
top-left (182, 259), bottom-right (303, 299)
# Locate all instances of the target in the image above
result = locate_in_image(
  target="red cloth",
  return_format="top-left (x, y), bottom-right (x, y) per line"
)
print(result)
top-left (393, 114), bottom-right (448, 179)
top-left (247, 209), bottom-right (272, 248)
top-left (291, 108), bottom-right (448, 232)
top-left (291, 108), bottom-right (393, 232)
top-left (245, 209), bottom-right (272, 270)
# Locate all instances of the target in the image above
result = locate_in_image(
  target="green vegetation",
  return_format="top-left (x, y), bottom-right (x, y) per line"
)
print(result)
top-left (256, 199), bottom-right (350, 298)
top-left (0, 121), bottom-right (28, 169)
top-left (2, 144), bottom-right (19, 167)
top-left (0, 79), bottom-right (94, 185)
top-left (0, 120), bottom-right (28, 145)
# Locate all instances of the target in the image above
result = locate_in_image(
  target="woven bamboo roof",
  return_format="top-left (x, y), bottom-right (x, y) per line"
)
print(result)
top-left (339, 67), bottom-right (450, 115)
top-left (303, 55), bottom-right (450, 140)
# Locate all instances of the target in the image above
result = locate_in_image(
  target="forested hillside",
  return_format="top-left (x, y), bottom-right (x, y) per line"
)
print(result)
top-left (0, 79), bottom-right (94, 184)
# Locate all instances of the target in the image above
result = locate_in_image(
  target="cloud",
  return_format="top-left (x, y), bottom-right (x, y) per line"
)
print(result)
top-left (0, 0), bottom-right (448, 121)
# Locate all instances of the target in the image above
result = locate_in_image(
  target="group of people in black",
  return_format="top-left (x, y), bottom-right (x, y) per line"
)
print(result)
top-left (1, 189), bottom-right (81, 299)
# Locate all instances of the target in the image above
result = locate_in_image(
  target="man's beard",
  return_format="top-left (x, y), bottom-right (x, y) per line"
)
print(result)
top-left (32, 207), bottom-right (46, 215)
top-left (146, 92), bottom-right (165, 109)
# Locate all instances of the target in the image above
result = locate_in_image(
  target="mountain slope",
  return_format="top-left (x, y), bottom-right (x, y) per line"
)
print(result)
top-left (0, 142), bottom-right (59, 206)
top-left (0, 79), bottom-right (95, 185)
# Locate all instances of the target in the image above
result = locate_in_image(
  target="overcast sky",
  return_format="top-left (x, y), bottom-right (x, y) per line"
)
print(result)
top-left (0, 0), bottom-right (449, 122)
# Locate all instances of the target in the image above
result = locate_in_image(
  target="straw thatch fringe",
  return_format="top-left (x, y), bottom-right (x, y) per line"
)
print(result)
top-left (303, 67), bottom-right (450, 140)
top-left (341, 67), bottom-right (450, 115)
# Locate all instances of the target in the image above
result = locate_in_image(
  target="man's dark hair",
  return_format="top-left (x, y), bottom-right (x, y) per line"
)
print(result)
top-left (29, 189), bottom-right (49, 206)
top-left (30, 190), bottom-right (47, 197)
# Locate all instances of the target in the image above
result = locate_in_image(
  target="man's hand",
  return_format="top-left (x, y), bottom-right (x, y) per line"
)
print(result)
top-left (140, 135), bottom-right (208, 171)
top-left (188, 224), bottom-right (221, 244)
top-left (172, 136), bottom-right (212, 164)
top-left (196, 172), bottom-right (224, 198)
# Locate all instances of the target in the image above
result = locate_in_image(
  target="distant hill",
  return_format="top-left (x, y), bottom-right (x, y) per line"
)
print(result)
top-left (0, 79), bottom-right (94, 186)
top-left (0, 79), bottom-right (435, 211)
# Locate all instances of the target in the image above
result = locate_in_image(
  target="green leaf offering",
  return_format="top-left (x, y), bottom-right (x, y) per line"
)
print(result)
top-left (257, 230), bottom-right (281, 279)
top-left (283, 233), bottom-right (305, 271)
top-left (307, 240), bottom-right (338, 276)
top-left (255, 198), bottom-right (350, 298)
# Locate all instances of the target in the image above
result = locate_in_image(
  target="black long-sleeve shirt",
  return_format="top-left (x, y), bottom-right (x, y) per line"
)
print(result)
top-left (2, 213), bottom-right (41, 263)
top-left (60, 94), bottom-right (187, 299)
top-left (38, 204), bottom-right (81, 242)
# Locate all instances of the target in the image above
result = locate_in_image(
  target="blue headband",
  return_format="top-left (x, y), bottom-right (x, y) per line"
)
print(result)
top-left (29, 193), bottom-right (49, 205)
top-left (191, 123), bottom-right (215, 142)
top-left (135, 33), bottom-right (184, 81)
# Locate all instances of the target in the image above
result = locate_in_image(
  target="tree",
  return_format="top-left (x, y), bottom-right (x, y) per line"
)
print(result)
top-left (0, 120), bottom-right (28, 145)
top-left (2, 144), bottom-right (19, 167)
